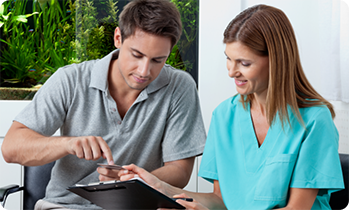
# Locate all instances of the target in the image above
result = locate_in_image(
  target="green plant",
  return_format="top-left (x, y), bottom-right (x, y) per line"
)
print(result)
top-left (0, 0), bottom-right (39, 30)
top-left (32, 0), bottom-right (76, 76)
top-left (94, 0), bottom-right (119, 56)
top-left (72, 0), bottom-right (118, 61)
top-left (0, 0), bottom-right (39, 85)
top-left (166, 45), bottom-right (191, 70)
top-left (167, 0), bottom-right (199, 73)
top-left (1, 0), bottom-right (196, 90)
top-left (0, 0), bottom-right (119, 88)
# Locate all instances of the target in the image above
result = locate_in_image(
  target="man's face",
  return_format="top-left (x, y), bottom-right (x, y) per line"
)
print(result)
top-left (113, 28), bottom-right (172, 91)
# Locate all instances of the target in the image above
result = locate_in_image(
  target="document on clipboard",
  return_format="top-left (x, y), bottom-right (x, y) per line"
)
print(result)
top-left (67, 177), bottom-right (185, 210)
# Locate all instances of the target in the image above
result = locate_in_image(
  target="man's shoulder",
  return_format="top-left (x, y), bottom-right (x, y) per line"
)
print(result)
top-left (162, 64), bottom-right (196, 86)
top-left (57, 60), bottom-right (98, 74)
top-left (48, 60), bottom-right (99, 87)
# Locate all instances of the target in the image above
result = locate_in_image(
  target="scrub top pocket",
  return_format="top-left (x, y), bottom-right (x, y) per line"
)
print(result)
top-left (254, 154), bottom-right (297, 201)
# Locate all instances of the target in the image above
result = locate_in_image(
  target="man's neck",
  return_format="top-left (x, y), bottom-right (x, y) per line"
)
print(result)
top-left (108, 59), bottom-right (142, 118)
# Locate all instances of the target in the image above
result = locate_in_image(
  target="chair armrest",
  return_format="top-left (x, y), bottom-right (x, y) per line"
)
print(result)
top-left (0, 184), bottom-right (23, 203)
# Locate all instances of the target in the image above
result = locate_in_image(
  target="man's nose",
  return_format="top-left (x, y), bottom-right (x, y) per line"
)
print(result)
top-left (138, 59), bottom-right (151, 77)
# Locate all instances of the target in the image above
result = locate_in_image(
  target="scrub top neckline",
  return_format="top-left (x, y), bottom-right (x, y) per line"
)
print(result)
top-left (237, 100), bottom-right (283, 173)
top-left (247, 101), bottom-right (269, 149)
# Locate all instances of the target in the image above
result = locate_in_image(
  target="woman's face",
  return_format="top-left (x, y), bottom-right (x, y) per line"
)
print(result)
top-left (225, 41), bottom-right (269, 98)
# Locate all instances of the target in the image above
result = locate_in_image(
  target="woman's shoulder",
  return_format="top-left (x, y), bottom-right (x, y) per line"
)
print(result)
top-left (295, 104), bottom-right (335, 132)
top-left (299, 104), bottom-right (332, 122)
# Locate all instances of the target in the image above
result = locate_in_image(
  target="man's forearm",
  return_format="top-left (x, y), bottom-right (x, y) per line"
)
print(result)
top-left (2, 121), bottom-right (69, 166)
top-left (150, 157), bottom-right (195, 188)
top-left (2, 121), bottom-right (114, 167)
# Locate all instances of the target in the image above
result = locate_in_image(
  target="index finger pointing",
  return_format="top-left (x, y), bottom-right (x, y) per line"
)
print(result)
top-left (97, 137), bottom-right (114, 165)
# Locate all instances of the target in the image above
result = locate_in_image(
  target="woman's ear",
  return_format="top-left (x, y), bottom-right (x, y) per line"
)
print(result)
top-left (114, 27), bottom-right (122, 49)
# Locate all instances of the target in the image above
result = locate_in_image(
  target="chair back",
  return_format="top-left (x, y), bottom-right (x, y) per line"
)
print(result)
top-left (329, 153), bottom-right (349, 209)
top-left (23, 161), bottom-right (55, 210)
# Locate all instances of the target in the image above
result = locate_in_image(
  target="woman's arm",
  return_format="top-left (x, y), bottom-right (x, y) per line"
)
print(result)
top-left (277, 188), bottom-right (318, 210)
top-left (119, 164), bottom-right (227, 210)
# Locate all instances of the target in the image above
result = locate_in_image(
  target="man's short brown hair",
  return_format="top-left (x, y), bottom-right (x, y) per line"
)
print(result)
top-left (119, 0), bottom-right (182, 48)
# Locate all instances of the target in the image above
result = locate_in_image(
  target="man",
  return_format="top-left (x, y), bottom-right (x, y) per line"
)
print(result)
top-left (1, 0), bottom-right (206, 209)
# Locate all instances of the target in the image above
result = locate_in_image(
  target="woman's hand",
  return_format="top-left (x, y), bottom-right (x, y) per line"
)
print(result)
top-left (118, 164), bottom-right (167, 194)
top-left (158, 193), bottom-right (209, 210)
top-left (119, 165), bottom-right (225, 210)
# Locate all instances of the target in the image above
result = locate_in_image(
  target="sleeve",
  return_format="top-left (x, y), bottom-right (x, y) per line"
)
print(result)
top-left (161, 72), bottom-right (207, 162)
top-left (14, 66), bottom-right (76, 136)
top-left (198, 110), bottom-right (219, 183)
top-left (290, 107), bottom-right (344, 193)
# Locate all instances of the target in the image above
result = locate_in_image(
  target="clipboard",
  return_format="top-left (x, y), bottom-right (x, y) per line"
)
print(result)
top-left (67, 178), bottom-right (185, 209)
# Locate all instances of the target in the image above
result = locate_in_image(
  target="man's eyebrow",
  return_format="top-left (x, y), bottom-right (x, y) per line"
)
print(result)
top-left (131, 48), bottom-right (145, 56)
top-left (131, 47), bottom-right (168, 59)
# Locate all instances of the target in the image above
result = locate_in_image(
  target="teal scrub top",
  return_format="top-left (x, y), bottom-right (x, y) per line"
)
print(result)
top-left (198, 95), bottom-right (344, 209)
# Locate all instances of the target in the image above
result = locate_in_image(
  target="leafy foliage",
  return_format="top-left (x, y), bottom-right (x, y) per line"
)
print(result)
top-left (0, 0), bottom-right (198, 89)
top-left (167, 0), bottom-right (199, 73)
top-left (0, 0), bottom-right (39, 85)
top-left (0, 0), bottom-right (119, 87)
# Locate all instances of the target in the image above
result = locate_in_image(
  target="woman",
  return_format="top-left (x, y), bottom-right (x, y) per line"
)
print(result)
top-left (116, 4), bottom-right (344, 209)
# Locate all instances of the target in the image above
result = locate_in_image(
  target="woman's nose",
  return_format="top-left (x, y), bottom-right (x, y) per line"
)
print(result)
top-left (228, 65), bottom-right (240, 78)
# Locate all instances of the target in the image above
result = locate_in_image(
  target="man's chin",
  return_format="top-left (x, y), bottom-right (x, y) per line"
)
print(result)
top-left (127, 83), bottom-right (148, 91)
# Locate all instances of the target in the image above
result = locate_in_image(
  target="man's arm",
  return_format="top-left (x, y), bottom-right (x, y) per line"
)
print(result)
top-left (1, 121), bottom-right (114, 166)
top-left (151, 157), bottom-right (195, 188)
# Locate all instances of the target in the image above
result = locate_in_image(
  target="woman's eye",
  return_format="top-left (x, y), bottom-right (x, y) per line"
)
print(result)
top-left (226, 56), bottom-right (231, 61)
top-left (241, 61), bottom-right (251, 67)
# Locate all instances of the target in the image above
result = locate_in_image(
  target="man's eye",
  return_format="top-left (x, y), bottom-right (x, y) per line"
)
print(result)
top-left (132, 54), bottom-right (142, 58)
top-left (153, 59), bottom-right (162, 63)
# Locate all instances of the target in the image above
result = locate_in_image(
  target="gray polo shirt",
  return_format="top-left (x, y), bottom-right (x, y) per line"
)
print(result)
top-left (14, 50), bottom-right (206, 209)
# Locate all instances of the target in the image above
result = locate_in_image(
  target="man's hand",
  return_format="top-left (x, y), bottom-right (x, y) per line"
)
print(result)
top-left (65, 136), bottom-right (114, 164)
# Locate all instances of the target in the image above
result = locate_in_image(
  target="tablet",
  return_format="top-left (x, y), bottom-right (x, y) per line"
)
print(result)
top-left (68, 178), bottom-right (185, 209)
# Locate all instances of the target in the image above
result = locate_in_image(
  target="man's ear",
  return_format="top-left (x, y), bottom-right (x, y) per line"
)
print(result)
top-left (114, 27), bottom-right (122, 49)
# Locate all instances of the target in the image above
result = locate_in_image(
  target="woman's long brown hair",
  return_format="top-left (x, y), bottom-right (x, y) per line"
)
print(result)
top-left (224, 4), bottom-right (335, 128)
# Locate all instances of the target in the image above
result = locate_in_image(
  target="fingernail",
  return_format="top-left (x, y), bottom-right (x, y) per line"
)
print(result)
top-left (109, 160), bottom-right (114, 165)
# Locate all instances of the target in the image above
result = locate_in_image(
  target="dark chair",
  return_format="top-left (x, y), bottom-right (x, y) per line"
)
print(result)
top-left (330, 153), bottom-right (349, 209)
top-left (0, 161), bottom-right (55, 209)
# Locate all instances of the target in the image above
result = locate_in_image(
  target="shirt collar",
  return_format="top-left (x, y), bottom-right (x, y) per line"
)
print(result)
top-left (146, 64), bottom-right (169, 94)
top-left (89, 49), bottom-right (118, 92)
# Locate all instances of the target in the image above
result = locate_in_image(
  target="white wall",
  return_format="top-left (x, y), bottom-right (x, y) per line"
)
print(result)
top-left (198, 0), bottom-right (349, 193)
top-left (197, 0), bottom-right (241, 192)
